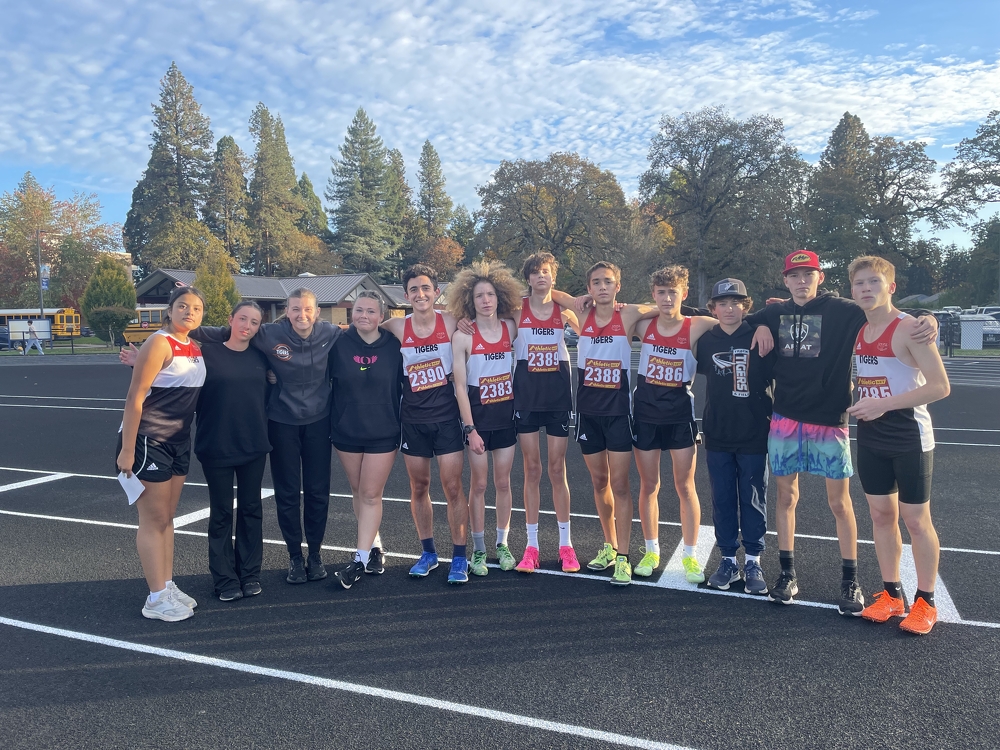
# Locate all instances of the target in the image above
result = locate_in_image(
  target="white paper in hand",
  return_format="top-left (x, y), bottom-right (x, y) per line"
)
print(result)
top-left (118, 471), bottom-right (145, 505)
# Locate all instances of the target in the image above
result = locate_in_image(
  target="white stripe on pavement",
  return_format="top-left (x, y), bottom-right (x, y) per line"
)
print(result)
top-left (0, 616), bottom-right (697, 750)
top-left (899, 544), bottom-right (962, 623)
top-left (657, 525), bottom-right (716, 590)
top-left (172, 489), bottom-right (275, 528)
top-left (0, 473), bottom-right (72, 493)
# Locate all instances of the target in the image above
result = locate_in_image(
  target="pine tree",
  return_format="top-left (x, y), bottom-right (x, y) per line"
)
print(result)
top-left (204, 136), bottom-right (252, 270)
top-left (124, 63), bottom-right (214, 274)
top-left (382, 148), bottom-right (412, 277)
top-left (449, 204), bottom-right (477, 262)
top-left (417, 140), bottom-right (452, 237)
top-left (294, 173), bottom-right (332, 243)
top-left (194, 247), bottom-right (241, 325)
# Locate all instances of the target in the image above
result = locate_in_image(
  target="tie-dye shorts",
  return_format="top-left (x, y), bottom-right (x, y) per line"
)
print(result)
top-left (768, 413), bottom-right (853, 480)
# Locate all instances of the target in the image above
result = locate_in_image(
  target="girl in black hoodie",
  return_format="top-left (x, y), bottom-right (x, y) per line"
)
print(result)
top-left (328, 291), bottom-right (404, 589)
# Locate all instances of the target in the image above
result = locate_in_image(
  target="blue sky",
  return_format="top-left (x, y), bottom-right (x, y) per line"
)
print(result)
top-left (1, 0), bottom-right (998, 248)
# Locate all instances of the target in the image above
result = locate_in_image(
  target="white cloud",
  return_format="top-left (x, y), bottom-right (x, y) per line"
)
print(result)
top-left (0, 0), bottom-right (997, 220)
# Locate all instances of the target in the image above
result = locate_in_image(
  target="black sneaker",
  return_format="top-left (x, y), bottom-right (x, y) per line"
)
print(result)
top-left (365, 547), bottom-right (385, 575)
top-left (287, 556), bottom-right (307, 584)
top-left (219, 588), bottom-right (243, 602)
top-left (768, 571), bottom-right (799, 604)
top-left (839, 579), bottom-right (865, 616)
top-left (334, 560), bottom-right (366, 590)
top-left (242, 581), bottom-right (262, 597)
top-left (306, 553), bottom-right (327, 581)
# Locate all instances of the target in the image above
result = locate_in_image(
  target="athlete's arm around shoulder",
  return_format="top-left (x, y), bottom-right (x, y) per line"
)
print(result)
top-left (188, 325), bottom-right (228, 344)
top-left (380, 316), bottom-right (406, 341)
top-left (116, 334), bottom-right (172, 475)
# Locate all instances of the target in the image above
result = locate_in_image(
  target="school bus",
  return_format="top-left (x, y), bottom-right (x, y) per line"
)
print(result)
top-left (0, 308), bottom-right (81, 337)
top-left (123, 305), bottom-right (169, 344)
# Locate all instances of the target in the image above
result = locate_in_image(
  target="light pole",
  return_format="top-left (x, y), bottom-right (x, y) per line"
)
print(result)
top-left (36, 229), bottom-right (45, 322)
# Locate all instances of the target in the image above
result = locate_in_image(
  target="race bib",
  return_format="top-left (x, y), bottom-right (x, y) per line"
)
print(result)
top-left (407, 358), bottom-right (447, 392)
top-left (583, 359), bottom-right (622, 389)
top-left (644, 356), bottom-right (684, 387)
top-left (857, 375), bottom-right (892, 399)
top-left (478, 372), bottom-right (513, 404)
top-left (527, 343), bottom-right (560, 372)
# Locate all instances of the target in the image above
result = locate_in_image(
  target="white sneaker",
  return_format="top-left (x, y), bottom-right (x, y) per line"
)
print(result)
top-left (166, 581), bottom-right (197, 609)
top-left (142, 591), bottom-right (194, 622)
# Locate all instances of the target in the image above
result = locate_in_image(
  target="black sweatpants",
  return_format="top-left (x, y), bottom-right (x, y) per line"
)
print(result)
top-left (204, 455), bottom-right (267, 595)
top-left (267, 418), bottom-right (332, 558)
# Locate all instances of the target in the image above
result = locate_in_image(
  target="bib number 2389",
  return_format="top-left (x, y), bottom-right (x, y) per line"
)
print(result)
top-left (584, 359), bottom-right (621, 389)
top-left (407, 358), bottom-right (447, 391)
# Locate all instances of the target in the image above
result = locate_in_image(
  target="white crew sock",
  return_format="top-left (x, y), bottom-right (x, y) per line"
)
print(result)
top-left (496, 527), bottom-right (510, 547)
top-left (558, 521), bottom-right (571, 547)
top-left (472, 531), bottom-right (486, 553)
top-left (724, 555), bottom-right (738, 564)
top-left (745, 554), bottom-right (760, 565)
top-left (526, 523), bottom-right (539, 549)
top-left (644, 539), bottom-right (660, 556)
top-left (148, 587), bottom-right (167, 603)
top-left (683, 544), bottom-right (695, 558)
top-left (372, 532), bottom-right (383, 549)
top-left (356, 549), bottom-right (370, 566)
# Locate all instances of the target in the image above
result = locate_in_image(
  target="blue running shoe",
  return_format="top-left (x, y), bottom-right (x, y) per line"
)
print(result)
top-left (448, 556), bottom-right (469, 584)
top-left (409, 551), bottom-right (439, 577)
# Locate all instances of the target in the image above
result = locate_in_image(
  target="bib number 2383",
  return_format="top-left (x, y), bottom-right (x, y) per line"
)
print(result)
top-left (408, 358), bottom-right (447, 391)
top-left (479, 373), bottom-right (513, 404)
top-left (584, 359), bottom-right (621, 389)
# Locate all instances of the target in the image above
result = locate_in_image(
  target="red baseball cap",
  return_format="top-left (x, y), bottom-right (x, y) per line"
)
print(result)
top-left (783, 250), bottom-right (820, 274)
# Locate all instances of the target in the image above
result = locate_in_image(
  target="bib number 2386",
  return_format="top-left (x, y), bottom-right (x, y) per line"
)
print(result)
top-left (584, 359), bottom-right (621, 389)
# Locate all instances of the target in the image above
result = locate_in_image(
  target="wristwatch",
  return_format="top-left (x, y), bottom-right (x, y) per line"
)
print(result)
top-left (463, 424), bottom-right (476, 436)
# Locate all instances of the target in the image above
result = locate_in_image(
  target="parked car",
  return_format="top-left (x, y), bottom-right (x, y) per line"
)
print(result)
top-left (564, 323), bottom-right (579, 347)
top-left (0, 325), bottom-right (10, 351)
top-left (80, 325), bottom-right (93, 337)
top-left (976, 306), bottom-right (1000, 316)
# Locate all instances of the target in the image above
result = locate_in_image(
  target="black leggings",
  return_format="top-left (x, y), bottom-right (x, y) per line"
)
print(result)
top-left (856, 445), bottom-right (933, 504)
top-left (267, 418), bottom-right (332, 557)
top-left (204, 455), bottom-right (267, 594)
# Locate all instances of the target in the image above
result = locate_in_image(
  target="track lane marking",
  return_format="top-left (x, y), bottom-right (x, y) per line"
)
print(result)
top-left (0, 394), bottom-right (125, 402)
top-left (172, 490), bottom-right (275, 528)
top-left (0, 473), bottom-right (72, 493)
top-left (0, 616), bottom-right (696, 750)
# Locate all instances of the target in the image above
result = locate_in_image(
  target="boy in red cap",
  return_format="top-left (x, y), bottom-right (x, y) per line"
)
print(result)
top-left (748, 250), bottom-right (938, 614)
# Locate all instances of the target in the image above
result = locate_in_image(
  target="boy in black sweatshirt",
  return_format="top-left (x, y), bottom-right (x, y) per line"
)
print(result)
top-left (697, 279), bottom-right (774, 595)
top-left (748, 251), bottom-right (938, 613)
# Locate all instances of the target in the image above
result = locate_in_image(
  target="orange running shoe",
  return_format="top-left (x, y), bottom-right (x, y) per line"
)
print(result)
top-left (559, 545), bottom-right (581, 573)
top-left (516, 545), bottom-right (539, 573)
top-left (900, 598), bottom-right (938, 635)
top-left (862, 590), bottom-right (905, 623)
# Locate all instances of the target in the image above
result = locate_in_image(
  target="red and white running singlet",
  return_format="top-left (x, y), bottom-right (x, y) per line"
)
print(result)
top-left (576, 309), bottom-right (632, 416)
top-left (466, 322), bottom-right (515, 430)
top-left (129, 330), bottom-right (206, 442)
top-left (513, 297), bottom-right (572, 412)
top-left (400, 312), bottom-right (459, 424)
top-left (633, 317), bottom-right (697, 424)
top-left (854, 313), bottom-right (934, 453)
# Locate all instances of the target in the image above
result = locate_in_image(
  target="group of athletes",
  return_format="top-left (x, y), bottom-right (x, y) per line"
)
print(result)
top-left (115, 248), bottom-right (949, 635)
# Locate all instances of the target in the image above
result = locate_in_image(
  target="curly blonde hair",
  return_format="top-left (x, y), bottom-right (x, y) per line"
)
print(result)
top-left (447, 261), bottom-right (525, 321)
top-left (649, 265), bottom-right (689, 290)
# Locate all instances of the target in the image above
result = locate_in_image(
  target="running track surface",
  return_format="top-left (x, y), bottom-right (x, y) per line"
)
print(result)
top-left (1, 363), bottom-right (998, 750)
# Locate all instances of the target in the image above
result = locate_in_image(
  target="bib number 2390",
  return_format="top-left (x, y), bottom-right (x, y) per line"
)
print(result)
top-left (407, 358), bottom-right (447, 391)
top-left (583, 359), bottom-right (621, 389)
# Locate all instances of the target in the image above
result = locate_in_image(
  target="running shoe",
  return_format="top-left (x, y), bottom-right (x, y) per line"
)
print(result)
top-left (409, 551), bottom-right (439, 577)
top-left (708, 558), bottom-right (741, 590)
top-left (334, 559), bottom-right (365, 590)
top-left (682, 555), bottom-right (705, 584)
top-left (769, 572), bottom-right (799, 604)
top-left (166, 581), bottom-right (197, 609)
top-left (470, 550), bottom-right (489, 576)
top-left (218, 588), bottom-right (243, 602)
top-left (633, 547), bottom-right (661, 578)
top-left (587, 542), bottom-right (617, 571)
top-left (899, 598), bottom-right (938, 635)
top-left (610, 555), bottom-right (632, 586)
top-left (516, 545), bottom-right (540, 573)
top-left (287, 556), bottom-right (307, 584)
top-left (365, 547), bottom-right (385, 575)
top-left (242, 581), bottom-right (262, 597)
top-left (142, 591), bottom-right (194, 622)
top-left (839, 579), bottom-right (865, 617)
top-left (448, 556), bottom-right (469, 584)
top-left (743, 560), bottom-right (768, 595)
top-left (559, 546), bottom-right (581, 573)
top-left (496, 544), bottom-right (516, 571)
top-left (862, 590), bottom-right (906, 623)
top-left (306, 553), bottom-right (328, 581)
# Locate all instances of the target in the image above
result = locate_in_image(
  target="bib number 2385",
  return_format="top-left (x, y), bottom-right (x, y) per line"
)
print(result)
top-left (584, 359), bottom-right (621, 389)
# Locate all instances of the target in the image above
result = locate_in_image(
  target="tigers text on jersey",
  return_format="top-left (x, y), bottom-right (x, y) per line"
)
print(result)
top-left (400, 312), bottom-right (459, 424)
top-left (576, 309), bottom-right (632, 416)
top-left (466, 321), bottom-right (515, 430)
top-left (132, 330), bottom-right (206, 443)
top-left (633, 317), bottom-right (697, 424)
top-left (854, 313), bottom-right (934, 453)
top-left (513, 297), bottom-right (572, 412)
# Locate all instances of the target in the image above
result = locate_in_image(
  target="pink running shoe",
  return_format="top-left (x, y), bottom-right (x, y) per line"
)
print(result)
top-left (516, 545), bottom-right (539, 573)
top-left (559, 546), bottom-right (581, 573)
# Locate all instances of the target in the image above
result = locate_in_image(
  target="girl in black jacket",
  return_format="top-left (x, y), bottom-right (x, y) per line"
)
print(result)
top-left (329, 291), bottom-right (405, 589)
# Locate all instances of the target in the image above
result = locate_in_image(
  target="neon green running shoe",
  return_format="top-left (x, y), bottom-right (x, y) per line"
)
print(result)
top-left (587, 542), bottom-right (617, 571)
top-left (610, 555), bottom-right (632, 586)
top-left (633, 547), bottom-right (660, 577)
top-left (496, 544), bottom-right (516, 571)
top-left (682, 555), bottom-right (705, 583)
top-left (470, 550), bottom-right (489, 576)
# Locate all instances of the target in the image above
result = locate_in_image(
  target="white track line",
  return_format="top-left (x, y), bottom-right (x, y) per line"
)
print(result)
top-left (173, 490), bottom-right (275, 528)
top-left (0, 473), bottom-right (72, 493)
top-left (0, 404), bottom-right (122, 412)
top-left (0, 616), bottom-right (697, 750)
top-left (0, 394), bottom-right (125, 402)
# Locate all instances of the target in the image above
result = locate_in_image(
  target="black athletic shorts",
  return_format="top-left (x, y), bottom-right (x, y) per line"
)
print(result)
top-left (469, 426), bottom-right (517, 452)
top-left (115, 432), bottom-right (191, 483)
top-left (515, 410), bottom-right (571, 438)
top-left (333, 440), bottom-right (399, 455)
top-left (632, 420), bottom-right (698, 452)
top-left (575, 413), bottom-right (633, 455)
top-left (856, 444), bottom-right (933, 504)
top-left (401, 419), bottom-right (465, 458)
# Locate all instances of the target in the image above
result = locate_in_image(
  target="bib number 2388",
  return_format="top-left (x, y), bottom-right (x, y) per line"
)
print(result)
top-left (584, 359), bottom-right (621, 389)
